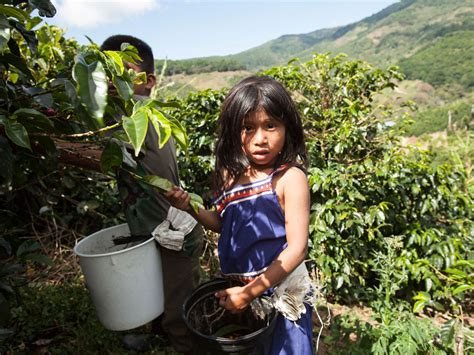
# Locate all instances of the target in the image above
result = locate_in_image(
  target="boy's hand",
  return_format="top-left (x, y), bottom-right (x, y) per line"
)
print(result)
top-left (215, 286), bottom-right (253, 314)
top-left (165, 186), bottom-right (192, 212)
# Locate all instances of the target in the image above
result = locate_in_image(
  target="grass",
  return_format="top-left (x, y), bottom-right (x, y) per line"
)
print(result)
top-left (3, 227), bottom-right (471, 354)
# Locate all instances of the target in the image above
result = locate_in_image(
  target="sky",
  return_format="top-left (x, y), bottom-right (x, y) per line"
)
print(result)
top-left (45, 0), bottom-right (399, 60)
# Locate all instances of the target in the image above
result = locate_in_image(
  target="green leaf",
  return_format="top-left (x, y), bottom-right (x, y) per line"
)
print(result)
top-left (0, 15), bottom-right (10, 51)
top-left (100, 141), bottom-right (123, 173)
top-left (3, 118), bottom-right (31, 149)
top-left (189, 192), bottom-right (204, 214)
top-left (112, 75), bottom-right (133, 101)
top-left (413, 291), bottom-right (431, 302)
top-left (24, 253), bottom-right (53, 266)
top-left (445, 268), bottom-right (467, 278)
top-left (413, 300), bottom-right (425, 313)
top-left (22, 86), bottom-right (53, 107)
top-left (149, 109), bottom-right (171, 149)
top-left (10, 17), bottom-right (38, 54)
top-left (147, 99), bottom-right (181, 109)
top-left (72, 55), bottom-right (107, 127)
top-left (142, 175), bottom-right (174, 192)
top-left (169, 117), bottom-right (188, 150)
top-left (14, 108), bottom-right (54, 131)
top-left (0, 5), bottom-right (28, 21)
top-left (103, 50), bottom-right (125, 75)
top-left (28, 0), bottom-right (57, 17)
top-left (123, 109), bottom-right (148, 156)
top-left (119, 43), bottom-right (142, 63)
top-left (16, 240), bottom-right (40, 257)
top-left (452, 284), bottom-right (472, 296)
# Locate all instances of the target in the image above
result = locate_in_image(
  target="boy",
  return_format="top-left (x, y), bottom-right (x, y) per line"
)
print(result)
top-left (101, 35), bottom-right (203, 354)
top-left (60, 35), bottom-right (203, 353)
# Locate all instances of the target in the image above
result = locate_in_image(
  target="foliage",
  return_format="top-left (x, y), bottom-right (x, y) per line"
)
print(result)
top-left (420, 130), bottom-right (474, 171)
top-left (402, 100), bottom-right (472, 136)
top-left (156, 57), bottom-right (246, 76)
top-left (326, 312), bottom-right (452, 355)
top-left (0, 2), bottom-right (472, 352)
top-left (399, 30), bottom-right (474, 90)
top-left (173, 89), bottom-right (225, 202)
top-left (0, 0), bottom-right (190, 338)
top-left (262, 54), bottom-right (473, 311)
top-left (3, 276), bottom-right (127, 354)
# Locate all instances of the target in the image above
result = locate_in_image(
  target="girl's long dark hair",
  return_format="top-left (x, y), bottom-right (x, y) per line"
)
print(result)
top-left (213, 75), bottom-right (308, 192)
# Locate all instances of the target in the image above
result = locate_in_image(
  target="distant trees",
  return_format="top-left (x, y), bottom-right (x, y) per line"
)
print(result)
top-left (156, 58), bottom-right (246, 76)
top-left (399, 30), bottom-right (474, 90)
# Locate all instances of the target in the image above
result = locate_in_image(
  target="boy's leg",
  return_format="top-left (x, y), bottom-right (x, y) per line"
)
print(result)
top-left (159, 225), bottom-right (204, 353)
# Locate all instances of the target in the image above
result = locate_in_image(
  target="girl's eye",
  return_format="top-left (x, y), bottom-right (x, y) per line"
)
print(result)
top-left (243, 125), bottom-right (253, 132)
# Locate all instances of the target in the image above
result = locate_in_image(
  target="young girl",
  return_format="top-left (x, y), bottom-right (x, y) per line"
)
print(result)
top-left (166, 75), bottom-right (314, 354)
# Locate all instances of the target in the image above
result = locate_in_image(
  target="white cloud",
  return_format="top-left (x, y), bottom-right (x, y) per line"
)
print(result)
top-left (52, 0), bottom-right (159, 28)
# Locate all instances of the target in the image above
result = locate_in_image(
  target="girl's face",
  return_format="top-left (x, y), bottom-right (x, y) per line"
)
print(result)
top-left (241, 109), bottom-right (286, 169)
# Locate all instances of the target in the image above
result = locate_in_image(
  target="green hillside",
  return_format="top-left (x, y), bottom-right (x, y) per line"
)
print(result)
top-left (163, 0), bottom-right (474, 92)
top-left (399, 30), bottom-right (474, 90)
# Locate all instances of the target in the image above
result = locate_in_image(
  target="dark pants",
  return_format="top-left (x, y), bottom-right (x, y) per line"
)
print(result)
top-left (159, 224), bottom-right (204, 353)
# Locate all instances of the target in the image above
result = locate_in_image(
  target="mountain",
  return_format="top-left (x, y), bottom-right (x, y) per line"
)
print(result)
top-left (163, 0), bottom-right (473, 91)
top-left (231, 0), bottom-right (473, 69)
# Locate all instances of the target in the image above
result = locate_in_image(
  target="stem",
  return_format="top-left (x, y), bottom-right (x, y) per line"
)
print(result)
top-left (32, 122), bottom-right (121, 139)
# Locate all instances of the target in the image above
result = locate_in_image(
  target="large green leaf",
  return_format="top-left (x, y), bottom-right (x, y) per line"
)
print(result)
top-left (142, 175), bottom-right (174, 192)
top-left (3, 117), bottom-right (31, 150)
top-left (0, 15), bottom-right (10, 51)
top-left (100, 140), bottom-right (123, 173)
top-left (168, 115), bottom-right (188, 150)
top-left (112, 75), bottom-right (133, 101)
top-left (122, 109), bottom-right (148, 156)
top-left (141, 175), bottom-right (203, 213)
top-left (0, 5), bottom-right (28, 21)
top-left (118, 43), bottom-right (141, 64)
top-left (21, 86), bottom-right (53, 107)
top-left (145, 99), bottom-right (181, 109)
top-left (14, 108), bottom-right (54, 131)
top-left (188, 192), bottom-right (204, 214)
top-left (103, 50), bottom-right (124, 75)
top-left (29, 0), bottom-right (56, 17)
top-left (149, 108), bottom-right (171, 149)
top-left (72, 55), bottom-right (107, 127)
top-left (9, 18), bottom-right (38, 54)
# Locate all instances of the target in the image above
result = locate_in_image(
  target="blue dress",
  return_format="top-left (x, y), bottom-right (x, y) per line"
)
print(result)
top-left (213, 165), bottom-right (314, 354)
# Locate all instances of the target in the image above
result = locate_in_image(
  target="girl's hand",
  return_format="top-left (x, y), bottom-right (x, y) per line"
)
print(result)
top-left (215, 286), bottom-right (253, 313)
top-left (165, 186), bottom-right (191, 212)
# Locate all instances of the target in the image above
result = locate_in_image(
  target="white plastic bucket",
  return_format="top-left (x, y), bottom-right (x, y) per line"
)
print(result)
top-left (74, 223), bottom-right (164, 331)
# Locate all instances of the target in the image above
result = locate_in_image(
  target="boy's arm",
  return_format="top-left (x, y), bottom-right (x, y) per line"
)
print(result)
top-left (216, 167), bottom-right (309, 311)
top-left (165, 187), bottom-right (222, 233)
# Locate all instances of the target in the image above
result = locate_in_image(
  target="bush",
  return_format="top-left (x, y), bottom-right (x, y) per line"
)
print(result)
top-left (263, 54), bottom-right (473, 308)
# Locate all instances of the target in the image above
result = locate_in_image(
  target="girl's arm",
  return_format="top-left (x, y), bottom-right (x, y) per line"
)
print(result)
top-left (165, 186), bottom-right (222, 233)
top-left (216, 167), bottom-right (310, 312)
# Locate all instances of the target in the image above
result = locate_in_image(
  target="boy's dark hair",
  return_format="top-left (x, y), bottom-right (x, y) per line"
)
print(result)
top-left (214, 75), bottom-right (308, 191)
top-left (100, 35), bottom-right (155, 74)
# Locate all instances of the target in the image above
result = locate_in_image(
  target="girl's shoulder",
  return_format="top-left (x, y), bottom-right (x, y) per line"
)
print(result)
top-left (273, 163), bottom-right (306, 179)
top-left (273, 163), bottom-right (307, 190)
